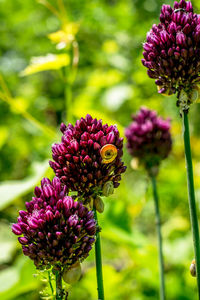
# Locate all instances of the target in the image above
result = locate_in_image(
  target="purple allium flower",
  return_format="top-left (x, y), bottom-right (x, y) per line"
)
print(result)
top-left (49, 114), bottom-right (126, 199)
top-left (12, 177), bottom-right (96, 269)
top-left (125, 107), bottom-right (172, 171)
top-left (142, 0), bottom-right (200, 96)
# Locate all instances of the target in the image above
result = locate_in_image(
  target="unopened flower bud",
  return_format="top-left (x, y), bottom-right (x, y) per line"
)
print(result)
top-left (94, 196), bottom-right (104, 213)
top-left (190, 259), bottom-right (196, 277)
top-left (189, 89), bottom-right (199, 102)
top-left (102, 181), bottom-right (114, 197)
top-left (148, 166), bottom-right (159, 177)
top-left (62, 262), bottom-right (81, 284)
top-left (130, 158), bottom-right (139, 170)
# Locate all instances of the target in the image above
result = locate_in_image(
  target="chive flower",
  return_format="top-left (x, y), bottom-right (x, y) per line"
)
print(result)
top-left (49, 114), bottom-right (126, 199)
top-left (12, 177), bottom-right (96, 269)
top-left (142, 0), bottom-right (200, 97)
top-left (125, 107), bottom-right (172, 173)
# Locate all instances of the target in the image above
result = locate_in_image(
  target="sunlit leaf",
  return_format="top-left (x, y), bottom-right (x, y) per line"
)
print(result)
top-left (102, 84), bottom-right (133, 111)
top-left (87, 69), bottom-right (122, 88)
top-left (10, 97), bottom-right (29, 114)
top-left (0, 256), bottom-right (40, 300)
top-left (0, 268), bottom-right (19, 293)
top-left (20, 53), bottom-right (70, 76)
top-left (101, 223), bottom-right (143, 248)
top-left (0, 160), bottom-right (49, 210)
top-left (0, 126), bottom-right (8, 149)
top-left (0, 222), bottom-right (16, 264)
top-left (102, 40), bottom-right (119, 54)
top-left (48, 22), bottom-right (79, 48)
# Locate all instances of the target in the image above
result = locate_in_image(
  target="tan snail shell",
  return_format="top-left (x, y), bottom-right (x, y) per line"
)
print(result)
top-left (100, 144), bottom-right (118, 164)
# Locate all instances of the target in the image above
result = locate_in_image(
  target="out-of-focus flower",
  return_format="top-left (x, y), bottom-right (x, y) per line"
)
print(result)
top-left (142, 0), bottom-right (200, 99)
top-left (12, 177), bottom-right (96, 269)
top-left (125, 107), bottom-right (172, 173)
top-left (49, 114), bottom-right (126, 200)
top-left (48, 22), bottom-right (80, 49)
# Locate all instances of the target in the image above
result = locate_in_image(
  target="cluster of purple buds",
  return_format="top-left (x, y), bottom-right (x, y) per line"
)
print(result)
top-left (12, 177), bottom-right (96, 269)
top-left (49, 114), bottom-right (126, 200)
top-left (125, 107), bottom-right (172, 172)
top-left (142, 0), bottom-right (200, 98)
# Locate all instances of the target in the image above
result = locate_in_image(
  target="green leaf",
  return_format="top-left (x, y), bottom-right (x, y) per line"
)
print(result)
top-left (0, 126), bottom-right (8, 149)
top-left (101, 223), bottom-right (143, 248)
top-left (0, 160), bottom-right (49, 210)
top-left (0, 268), bottom-right (19, 293)
top-left (0, 222), bottom-right (16, 264)
top-left (20, 53), bottom-right (70, 76)
top-left (0, 256), bottom-right (40, 300)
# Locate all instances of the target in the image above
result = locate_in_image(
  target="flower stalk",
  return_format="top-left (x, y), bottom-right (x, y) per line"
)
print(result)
top-left (65, 82), bottom-right (73, 123)
top-left (55, 269), bottom-right (65, 300)
top-left (151, 175), bottom-right (165, 300)
top-left (182, 110), bottom-right (200, 296)
top-left (48, 271), bottom-right (54, 296)
top-left (94, 208), bottom-right (104, 300)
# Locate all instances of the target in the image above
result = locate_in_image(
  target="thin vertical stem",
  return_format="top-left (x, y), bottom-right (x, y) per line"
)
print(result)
top-left (94, 208), bottom-right (105, 300)
top-left (151, 175), bottom-right (165, 300)
top-left (65, 82), bottom-right (72, 123)
top-left (182, 110), bottom-right (200, 298)
top-left (64, 41), bottom-right (79, 124)
top-left (55, 270), bottom-right (64, 300)
top-left (48, 271), bottom-right (54, 296)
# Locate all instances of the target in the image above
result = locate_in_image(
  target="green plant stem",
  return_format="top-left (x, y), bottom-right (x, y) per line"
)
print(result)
top-left (151, 175), bottom-right (165, 300)
top-left (55, 270), bottom-right (64, 300)
top-left (64, 41), bottom-right (79, 124)
top-left (65, 82), bottom-right (72, 124)
top-left (94, 208), bottom-right (105, 300)
top-left (182, 110), bottom-right (200, 298)
top-left (0, 92), bottom-right (55, 138)
top-left (48, 271), bottom-right (54, 296)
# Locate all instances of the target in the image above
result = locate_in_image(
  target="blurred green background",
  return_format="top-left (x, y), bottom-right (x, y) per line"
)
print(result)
top-left (1, 0), bottom-right (200, 299)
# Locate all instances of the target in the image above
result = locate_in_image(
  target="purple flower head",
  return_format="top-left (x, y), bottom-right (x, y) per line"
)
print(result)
top-left (12, 177), bottom-right (96, 269)
top-left (125, 107), bottom-right (172, 172)
top-left (142, 0), bottom-right (200, 97)
top-left (49, 115), bottom-right (126, 200)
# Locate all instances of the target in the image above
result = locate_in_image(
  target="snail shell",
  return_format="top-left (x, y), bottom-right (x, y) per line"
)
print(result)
top-left (100, 144), bottom-right (118, 164)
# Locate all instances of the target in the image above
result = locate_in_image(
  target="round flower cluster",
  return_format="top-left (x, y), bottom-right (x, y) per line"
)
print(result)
top-left (142, 0), bottom-right (200, 96)
top-left (49, 114), bottom-right (126, 199)
top-left (12, 177), bottom-right (96, 269)
top-left (125, 107), bottom-right (172, 172)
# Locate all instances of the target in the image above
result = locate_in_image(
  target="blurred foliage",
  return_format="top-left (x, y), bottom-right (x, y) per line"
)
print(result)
top-left (1, 0), bottom-right (200, 299)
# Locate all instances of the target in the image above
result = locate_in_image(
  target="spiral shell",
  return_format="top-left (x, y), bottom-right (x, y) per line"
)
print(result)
top-left (100, 144), bottom-right (118, 164)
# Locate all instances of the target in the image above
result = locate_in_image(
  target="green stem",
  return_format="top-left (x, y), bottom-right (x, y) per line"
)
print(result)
top-left (151, 175), bottom-right (166, 300)
top-left (64, 41), bottom-right (79, 124)
top-left (182, 110), bottom-right (200, 298)
top-left (48, 271), bottom-right (54, 296)
top-left (55, 270), bottom-right (64, 300)
top-left (94, 208), bottom-right (105, 300)
top-left (65, 82), bottom-right (72, 124)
